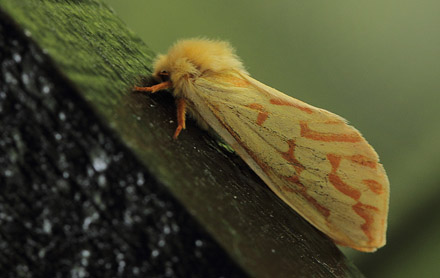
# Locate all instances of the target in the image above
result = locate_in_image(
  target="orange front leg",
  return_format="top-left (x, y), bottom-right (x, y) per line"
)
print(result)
top-left (173, 98), bottom-right (187, 139)
top-left (133, 81), bottom-right (172, 93)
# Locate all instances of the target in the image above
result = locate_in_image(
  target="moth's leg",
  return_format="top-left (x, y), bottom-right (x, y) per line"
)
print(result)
top-left (133, 81), bottom-right (172, 93)
top-left (173, 98), bottom-right (187, 139)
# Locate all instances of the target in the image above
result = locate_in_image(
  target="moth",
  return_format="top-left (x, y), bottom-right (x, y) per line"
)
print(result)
top-left (134, 39), bottom-right (389, 252)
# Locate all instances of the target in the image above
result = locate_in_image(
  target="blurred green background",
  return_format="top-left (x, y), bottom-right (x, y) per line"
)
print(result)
top-left (105, 0), bottom-right (440, 277)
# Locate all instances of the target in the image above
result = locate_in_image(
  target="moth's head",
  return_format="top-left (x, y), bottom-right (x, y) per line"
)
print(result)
top-left (152, 38), bottom-right (247, 86)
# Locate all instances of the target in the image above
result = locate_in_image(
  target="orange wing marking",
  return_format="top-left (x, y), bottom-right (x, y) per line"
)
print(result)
top-left (282, 177), bottom-right (331, 218)
top-left (349, 154), bottom-right (377, 169)
top-left (327, 154), bottom-right (361, 200)
top-left (300, 121), bottom-right (362, 143)
top-left (270, 98), bottom-right (313, 114)
top-left (280, 139), bottom-right (305, 173)
top-left (327, 154), bottom-right (381, 242)
top-left (247, 103), bottom-right (269, 126)
top-left (280, 139), bottom-right (330, 217)
top-left (362, 179), bottom-right (384, 194)
top-left (352, 202), bottom-right (379, 243)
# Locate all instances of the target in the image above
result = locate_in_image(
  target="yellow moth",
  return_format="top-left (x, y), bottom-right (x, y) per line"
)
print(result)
top-left (134, 39), bottom-right (389, 252)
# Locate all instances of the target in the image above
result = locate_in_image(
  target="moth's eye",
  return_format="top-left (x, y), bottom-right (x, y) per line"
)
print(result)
top-left (158, 70), bottom-right (170, 82)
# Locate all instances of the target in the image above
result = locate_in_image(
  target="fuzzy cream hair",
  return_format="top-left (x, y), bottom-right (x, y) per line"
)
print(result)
top-left (153, 39), bottom-right (248, 96)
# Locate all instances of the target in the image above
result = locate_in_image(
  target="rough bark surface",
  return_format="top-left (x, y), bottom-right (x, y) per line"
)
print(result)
top-left (0, 1), bottom-right (364, 277)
